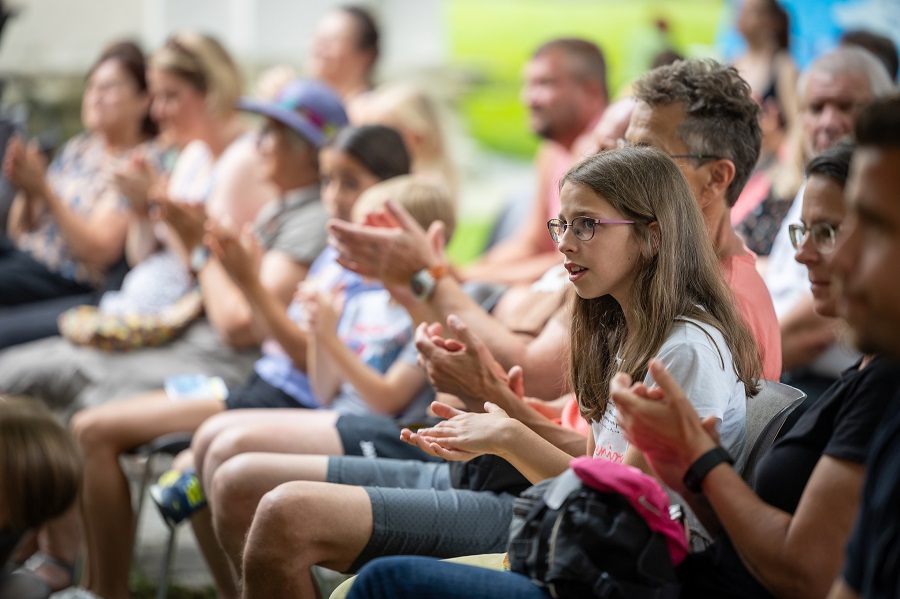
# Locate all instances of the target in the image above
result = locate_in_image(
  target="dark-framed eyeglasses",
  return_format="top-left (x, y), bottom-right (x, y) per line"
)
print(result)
top-left (615, 138), bottom-right (722, 162)
top-left (547, 217), bottom-right (635, 243)
top-left (788, 222), bottom-right (840, 253)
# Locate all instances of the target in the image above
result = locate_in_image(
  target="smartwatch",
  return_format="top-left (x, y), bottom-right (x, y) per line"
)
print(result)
top-left (190, 245), bottom-right (211, 274)
top-left (683, 446), bottom-right (734, 494)
top-left (410, 264), bottom-right (449, 301)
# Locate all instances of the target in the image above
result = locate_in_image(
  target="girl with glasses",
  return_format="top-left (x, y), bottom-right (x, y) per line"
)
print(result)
top-left (406, 145), bottom-right (760, 486)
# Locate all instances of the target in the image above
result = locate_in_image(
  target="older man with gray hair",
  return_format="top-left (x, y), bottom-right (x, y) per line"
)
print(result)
top-left (767, 46), bottom-right (894, 398)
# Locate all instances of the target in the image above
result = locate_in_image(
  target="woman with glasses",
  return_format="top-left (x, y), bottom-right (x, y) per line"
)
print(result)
top-left (607, 140), bottom-right (900, 599)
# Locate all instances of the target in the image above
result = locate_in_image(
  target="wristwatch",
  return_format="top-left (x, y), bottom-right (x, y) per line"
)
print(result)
top-left (410, 264), bottom-right (449, 301)
top-left (190, 245), bottom-right (211, 274)
top-left (683, 446), bottom-right (734, 494)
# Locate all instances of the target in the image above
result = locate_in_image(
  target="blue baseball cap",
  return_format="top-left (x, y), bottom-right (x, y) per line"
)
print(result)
top-left (238, 79), bottom-right (348, 147)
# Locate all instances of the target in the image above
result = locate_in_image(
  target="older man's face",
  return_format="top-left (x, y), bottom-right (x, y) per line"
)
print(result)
top-left (801, 69), bottom-right (872, 157)
top-left (833, 147), bottom-right (900, 358)
top-left (625, 101), bottom-right (708, 207)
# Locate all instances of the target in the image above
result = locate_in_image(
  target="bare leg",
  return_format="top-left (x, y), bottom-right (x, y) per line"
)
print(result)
top-left (27, 507), bottom-right (80, 591)
top-left (210, 453), bottom-right (329, 574)
top-left (241, 481), bottom-right (373, 599)
top-left (167, 448), bottom-right (240, 599)
top-left (192, 409), bottom-right (341, 491)
top-left (71, 391), bottom-right (225, 599)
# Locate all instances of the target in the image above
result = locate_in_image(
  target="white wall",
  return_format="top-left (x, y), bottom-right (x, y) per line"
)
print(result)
top-left (0, 0), bottom-right (447, 79)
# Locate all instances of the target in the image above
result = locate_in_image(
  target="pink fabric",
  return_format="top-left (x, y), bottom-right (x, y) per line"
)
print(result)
top-left (570, 456), bottom-right (689, 565)
top-left (730, 170), bottom-right (772, 226)
top-left (559, 395), bottom-right (591, 436)
top-left (721, 250), bottom-right (782, 380)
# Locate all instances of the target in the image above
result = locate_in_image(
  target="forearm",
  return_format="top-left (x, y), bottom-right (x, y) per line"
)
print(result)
top-left (462, 251), bottom-right (561, 286)
top-left (501, 394), bottom-right (586, 458)
top-left (125, 214), bottom-right (160, 266)
top-left (198, 260), bottom-right (266, 348)
top-left (700, 464), bottom-right (844, 599)
top-left (307, 334), bottom-right (342, 404)
top-left (41, 184), bottom-right (125, 266)
top-left (494, 419), bottom-right (577, 483)
top-left (7, 192), bottom-right (43, 239)
top-left (318, 333), bottom-right (418, 414)
top-left (780, 298), bottom-right (837, 371)
top-left (241, 277), bottom-right (308, 367)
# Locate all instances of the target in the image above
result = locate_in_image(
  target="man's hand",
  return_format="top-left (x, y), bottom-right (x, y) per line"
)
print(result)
top-left (328, 199), bottom-right (447, 285)
top-left (415, 314), bottom-right (511, 411)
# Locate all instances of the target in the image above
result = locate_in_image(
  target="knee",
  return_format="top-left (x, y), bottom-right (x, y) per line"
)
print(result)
top-left (209, 454), bottom-right (263, 522)
top-left (244, 483), bottom-right (311, 565)
top-left (202, 428), bottom-right (257, 481)
top-left (70, 408), bottom-right (116, 456)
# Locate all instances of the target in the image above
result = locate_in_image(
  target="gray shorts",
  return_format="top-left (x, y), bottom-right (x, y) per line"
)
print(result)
top-left (326, 456), bottom-right (515, 572)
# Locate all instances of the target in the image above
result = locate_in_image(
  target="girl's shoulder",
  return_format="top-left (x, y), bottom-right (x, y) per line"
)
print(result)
top-left (660, 317), bottom-right (730, 367)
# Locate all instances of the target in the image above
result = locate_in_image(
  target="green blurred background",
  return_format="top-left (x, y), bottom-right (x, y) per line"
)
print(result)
top-left (445, 0), bottom-right (725, 158)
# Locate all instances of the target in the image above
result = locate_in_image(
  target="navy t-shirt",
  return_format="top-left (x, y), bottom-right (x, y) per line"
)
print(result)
top-left (678, 357), bottom-right (900, 598)
top-left (843, 386), bottom-right (900, 599)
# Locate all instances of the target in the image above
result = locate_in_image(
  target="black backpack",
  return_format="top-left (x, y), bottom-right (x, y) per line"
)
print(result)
top-left (507, 469), bottom-right (682, 599)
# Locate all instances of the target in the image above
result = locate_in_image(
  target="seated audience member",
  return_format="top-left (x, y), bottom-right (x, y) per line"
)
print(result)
top-left (0, 42), bottom-right (156, 348)
top-left (69, 124), bottom-right (406, 599)
top-left (764, 47), bottom-right (893, 397)
top-left (306, 5), bottom-right (379, 115)
top-left (236, 146), bottom-right (761, 599)
top-left (355, 83), bottom-right (457, 201)
top-left (345, 133), bottom-right (900, 599)
top-left (0, 33), bottom-right (297, 414)
top-left (0, 398), bottom-right (81, 599)
top-left (461, 38), bottom-right (608, 286)
top-left (828, 96), bottom-right (900, 599)
top-left (840, 30), bottom-right (898, 83)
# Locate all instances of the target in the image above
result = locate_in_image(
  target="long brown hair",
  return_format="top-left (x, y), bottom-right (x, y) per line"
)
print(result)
top-left (567, 147), bottom-right (761, 422)
top-left (0, 398), bottom-right (82, 531)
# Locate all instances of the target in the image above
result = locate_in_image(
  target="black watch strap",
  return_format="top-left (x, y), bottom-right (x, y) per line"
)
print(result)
top-left (683, 446), bottom-right (734, 494)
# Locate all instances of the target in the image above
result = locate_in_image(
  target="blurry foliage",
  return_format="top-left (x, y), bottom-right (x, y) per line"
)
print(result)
top-left (446, 0), bottom-right (724, 157)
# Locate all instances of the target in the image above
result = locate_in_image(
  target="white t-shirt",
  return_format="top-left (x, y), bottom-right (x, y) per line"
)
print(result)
top-left (591, 318), bottom-right (747, 466)
top-left (765, 185), bottom-right (808, 319)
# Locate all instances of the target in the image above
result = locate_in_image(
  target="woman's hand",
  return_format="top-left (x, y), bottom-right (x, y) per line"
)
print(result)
top-left (4, 137), bottom-right (48, 198)
top-left (112, 151), bottom-right (156, 215)
top-left (158, 196), bottom-right (207, 250)
top-left (612, 359), bottom-right (718, 492)
top-left (400, 400), bottom-right (516, 461)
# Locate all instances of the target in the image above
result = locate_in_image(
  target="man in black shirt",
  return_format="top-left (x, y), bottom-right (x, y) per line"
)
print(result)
top-left (827, 96), bottom-right (900, 599)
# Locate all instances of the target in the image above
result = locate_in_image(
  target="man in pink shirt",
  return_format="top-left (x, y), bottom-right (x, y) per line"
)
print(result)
top-left (626, 59), bottom-right (782, 381)
top-left (462, 38), bottom-right (608, 286)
